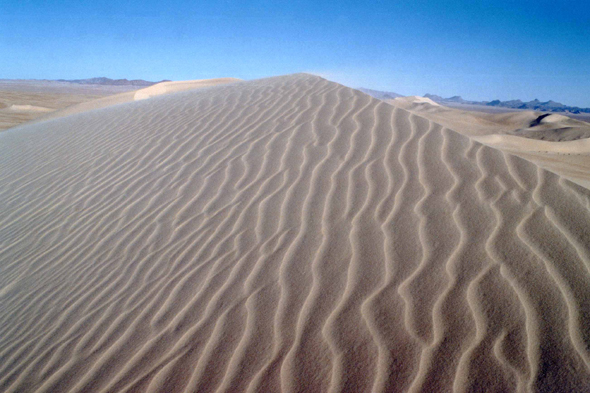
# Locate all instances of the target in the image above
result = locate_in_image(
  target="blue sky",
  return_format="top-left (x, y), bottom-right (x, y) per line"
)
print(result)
top-left (1, 0), bottom-right (589, 106)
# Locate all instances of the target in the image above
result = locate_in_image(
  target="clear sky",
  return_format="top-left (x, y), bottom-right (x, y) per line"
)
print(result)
top-left (1, 0), bottom-right (589, 106)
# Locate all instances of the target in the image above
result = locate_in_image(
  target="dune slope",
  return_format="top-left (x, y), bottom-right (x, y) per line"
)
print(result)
top-left (0, 74), bottom-right (589, 392)
top-left (390, 96), bottom-right (590, 190)
top-left (33, 78), bottom-right (241, 126)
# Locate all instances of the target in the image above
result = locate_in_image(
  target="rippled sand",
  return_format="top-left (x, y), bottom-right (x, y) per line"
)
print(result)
top-left (0, 74), bottom-right (588, 392)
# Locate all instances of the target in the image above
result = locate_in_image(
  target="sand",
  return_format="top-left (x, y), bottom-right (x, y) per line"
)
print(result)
top-left (0, 90), bottom-right (103, 131)
top-left (0, 80), bottom-right (147, 131)
top-left (390, 96), bottom-right (590, 190)
top-left (133, 79), bottom-right (241, 100)
top-left (8, 104), bottom-right (54, 112)
top-left (0, 74), bottom-right (588, 392)
top-left (0, 79), bottom-right (241, 131)
top-left (390, 96), bottom-right (590, 140)
top-left (34, 78), bottom-right (240, 125)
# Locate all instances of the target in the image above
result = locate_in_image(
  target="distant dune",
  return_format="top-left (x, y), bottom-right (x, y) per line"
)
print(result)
top-left (133, 78), bottom-right (241, 100)
top-left (0, 80), bottom-right (141, 131)
top-left (0, 78), bottom-right (240, 131)
top-left (37, 78), bottom-right (240, 124)
top-left (0, 74), bottom-right (589, 392)
top-left (390, 96), bottom-right (590, 141)
top-left (390, 96), bottom-right (590, 189)
top-left (8, 104), bottom-right (53, 112)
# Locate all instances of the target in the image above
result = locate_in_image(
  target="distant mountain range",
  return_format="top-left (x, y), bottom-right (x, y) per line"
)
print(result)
top-left (360, 87), bottom-right (590, 115)
top-left (357, 88), bottom-right (403, 100)
top-left (424, 94), bottom-right (590, 114)
top-left (56, 77), bottom-right (169, 87)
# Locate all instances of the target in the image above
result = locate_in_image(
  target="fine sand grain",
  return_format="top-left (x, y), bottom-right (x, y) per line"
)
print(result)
top-left (0, 74), bottom-right (589, 392)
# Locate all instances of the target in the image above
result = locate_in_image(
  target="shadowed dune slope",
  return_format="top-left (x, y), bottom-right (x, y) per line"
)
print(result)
top-left (0, 74), bottom-right (589, 392)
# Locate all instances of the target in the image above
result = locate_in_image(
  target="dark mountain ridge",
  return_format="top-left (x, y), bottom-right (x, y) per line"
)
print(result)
top-left (55, 77), bottom-right (170, 87)
top-left (357, 88), bottom-right (402, 100)
top-left (425, 94), bottom-right (590, 114)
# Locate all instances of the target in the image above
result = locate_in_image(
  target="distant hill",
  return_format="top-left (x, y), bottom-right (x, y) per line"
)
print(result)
top-left (485, 98), bottom-right (578, 111)
top-left (358, 88), bottom-right (402, 100)
top-left (55, 77), bottom-right (169, 87)
top-left (424, 93), bottom-right (590, 114)
top-left (423, 93), bottom-right (444, 102)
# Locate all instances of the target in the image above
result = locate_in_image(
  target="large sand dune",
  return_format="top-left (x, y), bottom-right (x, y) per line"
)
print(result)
top-left (0, 74), bottom-right (589, 392)
top-left (24, 78), bottom-right (241, 127)
top-left (0, 79), bottom-right (240, 131)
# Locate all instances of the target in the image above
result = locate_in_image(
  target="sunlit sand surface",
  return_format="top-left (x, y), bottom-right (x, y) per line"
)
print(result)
top-left (1, 74), bottom-right (589, 392)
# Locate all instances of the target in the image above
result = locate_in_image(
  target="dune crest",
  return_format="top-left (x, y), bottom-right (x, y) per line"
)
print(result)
top-left (33, 78), bottom-right (241, 125)
top-left (0, 74), bottom-right (588, 392)
top-left (133, 78), bottom-right (241, 100)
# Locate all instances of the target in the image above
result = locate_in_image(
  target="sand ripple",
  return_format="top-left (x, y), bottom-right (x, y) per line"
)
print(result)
top-left (0, 74), bottom-right (588, 392)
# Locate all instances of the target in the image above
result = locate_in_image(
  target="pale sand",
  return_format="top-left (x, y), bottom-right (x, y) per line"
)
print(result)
top-left (0, 79), bottom-right (240, 131)
top-left (0, 74), bottom-right (589, 392)
top-left (8, 104), bottom-right (54, 112)
top-left (0, 88), bottom-right (107, 131)
top-left (133, 79), bottom-right (242, 100)
top-left (390, 96), bottom-right (590, 190)
top-left (34, 78), bottom-right (241, 125)
top-left (390, 96), bottom-right (590, 140)
top-left (0, 80), bottom-right (148, 131)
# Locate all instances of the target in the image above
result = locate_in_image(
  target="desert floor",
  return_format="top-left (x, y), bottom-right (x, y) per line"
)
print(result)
top-left (0, 80), bottom-right (142, 131)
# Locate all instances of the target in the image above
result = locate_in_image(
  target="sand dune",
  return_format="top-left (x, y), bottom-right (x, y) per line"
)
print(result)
top-left (390, 96), bottom-right (590, 191)
top-left (0, 88), bottom-right (110, 131)
top-left (133, 79), bottom-right (241, 100)
top-left (8, 104), bottom-right (53, 112)
top-left (37, 78), bottom-right (241, 125)
top-left (0, 80), bottom-right (150, 131)
top-left (0, 74), bottom-right (589, 392)
top-left (0, 78), bottom-right (240, 131)
top-left (391, 96), bottom-right (590, 141)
